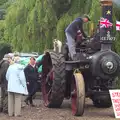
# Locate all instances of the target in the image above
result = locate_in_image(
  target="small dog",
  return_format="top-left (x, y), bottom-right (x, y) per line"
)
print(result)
top-left (53, 39), bottom-right (62, 53)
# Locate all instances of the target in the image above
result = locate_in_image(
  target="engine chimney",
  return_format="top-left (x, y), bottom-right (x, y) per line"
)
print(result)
top-left (99, 0), bottom-right (114, 50)
top-left (100, 0), bottom-right (112, 6)
top-left (100, 0), bottom-right (112, 22)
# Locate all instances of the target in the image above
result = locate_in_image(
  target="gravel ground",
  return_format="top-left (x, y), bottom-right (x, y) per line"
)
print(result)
top-left (0, 95), bottom-right (116, 120)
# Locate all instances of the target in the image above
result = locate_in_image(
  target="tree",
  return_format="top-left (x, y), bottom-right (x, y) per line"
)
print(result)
top-left (0, 0), bottom-right (120, 54)
top-left (2, 0), bottom-right (57, 52)
top-left (0, 42), bottom-right (12, 60)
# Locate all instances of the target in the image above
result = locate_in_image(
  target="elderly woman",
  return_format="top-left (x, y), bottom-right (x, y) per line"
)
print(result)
top-left (6, 56), bottom-right (28, 117)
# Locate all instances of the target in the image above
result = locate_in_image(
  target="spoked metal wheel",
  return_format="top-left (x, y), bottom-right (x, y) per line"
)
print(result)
top-left (71, 72), bottom-right (85, 116)
top-left (41, 51), bottom-right (65, 108)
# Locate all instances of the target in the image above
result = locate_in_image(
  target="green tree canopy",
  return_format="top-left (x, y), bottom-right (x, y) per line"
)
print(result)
top-left (0, 0), bottom-right (120, 53)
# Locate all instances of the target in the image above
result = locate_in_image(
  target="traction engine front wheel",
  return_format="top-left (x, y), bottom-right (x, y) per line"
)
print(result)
top-left (71, 72), bottom-right (85, 116)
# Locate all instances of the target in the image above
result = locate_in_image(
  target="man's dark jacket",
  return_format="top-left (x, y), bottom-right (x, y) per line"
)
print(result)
top-left (65, 17), bottom-right (87, 39)
top-left (0, 60), bottom-right (9, 86)
top-left (0, 60), bottom-right (9, 112)
top-left (24, 64), bottom-right (38, 94)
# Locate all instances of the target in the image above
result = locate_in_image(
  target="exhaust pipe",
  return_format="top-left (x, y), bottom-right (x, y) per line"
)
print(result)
top-left (99, 0), bottom-right (115, 51)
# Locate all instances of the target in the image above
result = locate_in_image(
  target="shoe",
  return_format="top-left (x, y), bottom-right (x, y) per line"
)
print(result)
top-left (24, 100), bottom-right (29, 105)
top-left (30, 104), bottom-right (35, 107)
top-left (14, 115), bottom-right (21, 117)
top-left (21, 105), bottom-right (26, 108)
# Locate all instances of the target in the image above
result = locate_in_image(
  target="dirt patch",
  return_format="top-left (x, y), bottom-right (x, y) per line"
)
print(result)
top-left (0, 97), bottom-right (116, 120)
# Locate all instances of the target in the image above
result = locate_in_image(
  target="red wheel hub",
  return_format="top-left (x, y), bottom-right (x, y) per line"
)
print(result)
top-left (41, 70), bottom-right (54, 107)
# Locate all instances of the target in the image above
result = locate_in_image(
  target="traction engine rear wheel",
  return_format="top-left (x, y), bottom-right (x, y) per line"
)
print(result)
top-left (41, 51), bottom-right (65, 108)
top-left (71, 72), bottom-right (85, 116)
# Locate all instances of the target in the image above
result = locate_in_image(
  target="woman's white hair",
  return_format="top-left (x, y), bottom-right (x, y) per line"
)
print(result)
top-left (13, 56), bottom-right (21, 63)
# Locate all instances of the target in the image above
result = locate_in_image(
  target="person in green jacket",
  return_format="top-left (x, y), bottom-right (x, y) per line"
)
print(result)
top-left (36, 54), bottom-right (44, 73)
top-left (19, 54), bottom-right (44, 73)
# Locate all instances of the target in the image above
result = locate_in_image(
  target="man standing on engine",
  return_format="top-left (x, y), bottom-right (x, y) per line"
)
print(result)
top-left (65, 15), bottom-right (90, 61)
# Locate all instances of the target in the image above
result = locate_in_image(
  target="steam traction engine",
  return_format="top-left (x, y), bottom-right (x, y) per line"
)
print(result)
top-left (41, 0), bottom-right (120, 116)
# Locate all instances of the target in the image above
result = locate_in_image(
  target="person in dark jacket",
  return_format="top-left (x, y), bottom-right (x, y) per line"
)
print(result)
top-left (65, 15), bottom-right (90, 61)
top-left (0, 54), bottom-right (12, 113)
top-left (24, 57), bottom-right (38, 106)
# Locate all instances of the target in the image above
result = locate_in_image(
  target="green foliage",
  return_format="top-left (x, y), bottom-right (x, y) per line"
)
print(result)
top-left (0, 0), bottom-right (120, 55)
top-left (1, 0), bottom-right (57, 52)
top-left (0, 0), bottom-right (8, 6)
top-left (113, 4), bottom-right (120, 54)
top-left (49, 0), bottom-right (71, 19)
top-left (87, 0), bottom-right (101, 35)
top-left (0, 20), bottom-right (5, 40)
top-left (0, 41), bottom-right (12, 60)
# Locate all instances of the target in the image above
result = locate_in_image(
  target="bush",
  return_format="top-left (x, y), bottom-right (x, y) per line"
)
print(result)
top-left (0, 42), bottom-right (12, 60)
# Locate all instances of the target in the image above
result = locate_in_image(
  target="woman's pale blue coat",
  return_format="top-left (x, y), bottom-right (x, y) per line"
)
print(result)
top-left (6, 63), bottom-right (28, 95)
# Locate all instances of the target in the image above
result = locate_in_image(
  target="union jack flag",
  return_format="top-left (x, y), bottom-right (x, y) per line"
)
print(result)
top-left (100, 17), bottom-right (113, 28)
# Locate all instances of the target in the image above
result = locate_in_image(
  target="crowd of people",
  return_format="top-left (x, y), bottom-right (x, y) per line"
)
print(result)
top-left (0, 39), bottom-right (63, 117)
top-left (0, 53), bottom-right (42, 117)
